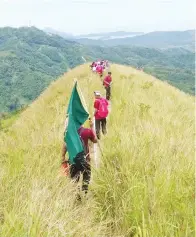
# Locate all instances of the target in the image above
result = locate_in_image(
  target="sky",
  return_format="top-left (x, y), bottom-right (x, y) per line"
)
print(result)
top-left (0, 0), bottom-right (195, 35)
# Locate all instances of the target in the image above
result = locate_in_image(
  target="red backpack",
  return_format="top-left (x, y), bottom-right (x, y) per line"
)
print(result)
top-left (98, 98), bottom-right (108, 118)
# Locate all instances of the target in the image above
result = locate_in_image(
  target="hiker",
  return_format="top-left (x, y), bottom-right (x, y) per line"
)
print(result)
top-left (96, 64), bottom-right (103, 77)
top-left (94, 91), bottom-right (109, 139)
top-left (103, 72), bottom-right (112, 100)
top-left (61, 118), bottom-right (97, 195)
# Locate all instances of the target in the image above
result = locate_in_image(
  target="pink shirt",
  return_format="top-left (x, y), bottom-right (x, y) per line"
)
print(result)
top-left (78, 127), bottom-right (96, 161)
top-left (94, 98), bottom-right (109, 119)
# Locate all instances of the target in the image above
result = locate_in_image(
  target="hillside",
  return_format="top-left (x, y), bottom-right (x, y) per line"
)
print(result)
top-left (0, 27), bottom-right (89, 112)
top-left (106, 30), bottom-right (195, 50)
top-left (75, 30), bottom-right (195, 51)
top-left (0, 64), bottom-right (194, 236)
top-left (0, 27), bottom-right (194, 113)
top-left (44, 27), bottom-right (74, 39)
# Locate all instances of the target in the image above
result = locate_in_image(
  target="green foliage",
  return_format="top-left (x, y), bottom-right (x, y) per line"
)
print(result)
top-left (145, 67), bottom-right (195, 95)
top-left (0, 27), bottom-right (85, 112)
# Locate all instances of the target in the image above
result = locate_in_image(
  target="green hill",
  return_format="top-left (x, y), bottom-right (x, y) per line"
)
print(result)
top-left (0, 27), bottom-right (194, 113)
top-left (0, 27), bottom-right (89, 112)
top-left (0, 64), bottom-right (194, 236)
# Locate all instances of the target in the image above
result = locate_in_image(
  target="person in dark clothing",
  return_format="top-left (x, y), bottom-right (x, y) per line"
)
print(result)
top-left (61, 118), bottom-right (97, 194)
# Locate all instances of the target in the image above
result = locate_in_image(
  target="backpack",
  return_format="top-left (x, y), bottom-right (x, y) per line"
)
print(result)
top-left (98, 99), bottom-right (108, 118)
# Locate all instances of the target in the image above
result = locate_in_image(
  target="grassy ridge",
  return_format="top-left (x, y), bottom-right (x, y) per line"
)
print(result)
top-left (0, 64), bottom-right (194, 236)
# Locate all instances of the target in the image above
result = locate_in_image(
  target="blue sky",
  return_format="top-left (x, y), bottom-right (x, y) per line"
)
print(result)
top-left (0, 0), bottom-right (195, 34)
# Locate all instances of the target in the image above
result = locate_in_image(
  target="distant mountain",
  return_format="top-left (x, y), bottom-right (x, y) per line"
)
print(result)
top-left (44, 29), bottom-right (195, 51)
top-left (75, 30), bottom-right (195, 51)
top-left (105, 30), bottom-right (195, 49)
top-left (77, 31), bottom-right (144, 40)
top-left (44, 28), bottom-right (143, 40)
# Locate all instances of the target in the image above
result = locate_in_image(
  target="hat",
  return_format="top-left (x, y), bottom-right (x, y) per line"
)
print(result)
top-left (94, 91), bottom-right (101, 96)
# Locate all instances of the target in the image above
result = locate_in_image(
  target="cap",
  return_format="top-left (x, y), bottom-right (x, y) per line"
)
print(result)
top-left (94, 91), bottom-right (101, 96)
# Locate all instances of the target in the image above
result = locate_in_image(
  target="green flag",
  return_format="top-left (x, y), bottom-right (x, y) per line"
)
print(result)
top-left (64, 82), bottom-right (89, 164)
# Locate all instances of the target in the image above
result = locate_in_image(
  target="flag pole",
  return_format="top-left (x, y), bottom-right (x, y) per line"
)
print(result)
top-left (74, 78), bottom-right (98, 169)
top-left (93, 116), bottom-right (98, 168)
top-left (74, 78), bottom-right (89, 114)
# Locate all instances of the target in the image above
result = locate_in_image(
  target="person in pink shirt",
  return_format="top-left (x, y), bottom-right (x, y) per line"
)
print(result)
top-left (103, 72), bottom-right (112, 100)
top-left (94, 91), bottom-right (109, 139)
top-left (96, 64), bottom-right (103, 77)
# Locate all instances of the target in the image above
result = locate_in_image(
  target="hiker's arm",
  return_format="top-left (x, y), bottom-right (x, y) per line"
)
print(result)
top-left (62, 143), bottom-right (68, 163)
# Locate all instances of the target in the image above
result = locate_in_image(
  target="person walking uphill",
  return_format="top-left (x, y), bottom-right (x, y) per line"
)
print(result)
top-left (62, 118), bottom-right (97, 196)
top-left (103, 72), bottom-right (112, 100)
top-left (96, 64), bottom-right (103, 78)
top-left (94, 91), bottom-right (109, 139)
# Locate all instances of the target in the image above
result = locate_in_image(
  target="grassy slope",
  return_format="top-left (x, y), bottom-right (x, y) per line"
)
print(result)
top-left (0, 64), bottom-right (194, 236)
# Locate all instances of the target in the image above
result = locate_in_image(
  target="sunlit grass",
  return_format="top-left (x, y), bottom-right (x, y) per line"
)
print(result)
top-left (0, 64), bottom-right (194, 236)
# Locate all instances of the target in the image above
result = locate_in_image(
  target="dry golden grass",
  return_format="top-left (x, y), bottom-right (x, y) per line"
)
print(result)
top-left (0, 64), bottom-right (194, 236)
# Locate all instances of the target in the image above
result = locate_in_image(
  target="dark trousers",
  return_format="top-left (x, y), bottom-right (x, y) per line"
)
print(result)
top-left (95, 118), bottom-right (107, 139)
top-left (105, 86), bottom-right (111, 100)
top-left (70, 162), bottom-right (91, 192)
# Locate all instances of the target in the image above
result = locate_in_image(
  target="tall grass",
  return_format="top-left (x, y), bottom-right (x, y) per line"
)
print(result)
top-left (0, 64), bottom-right (194, 236)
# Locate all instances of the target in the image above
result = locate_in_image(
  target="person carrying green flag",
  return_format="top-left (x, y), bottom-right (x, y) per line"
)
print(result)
top-left (61, 81), bottom-right (97, 196)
